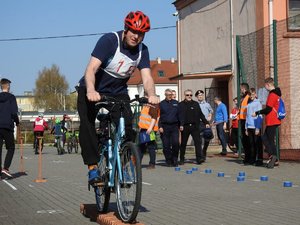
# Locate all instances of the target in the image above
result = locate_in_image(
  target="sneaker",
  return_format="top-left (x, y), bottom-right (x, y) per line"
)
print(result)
top-left (146, 164), bottom-right (155, 169)
top-left (266, 155), bottom-right (277, 169)
top-left (255, 160), bottom-right (264, 167)
top-left (196, 159), bottom-right (205, 165)
top-left (178, 160), bottom-right (184, 165)
top-left (88, 168), bottom-right (101, 185)
top-left (1, 168), bottom-right (13, 179)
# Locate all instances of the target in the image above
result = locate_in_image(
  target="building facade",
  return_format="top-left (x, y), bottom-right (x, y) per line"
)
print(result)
top-left (173, 0), bottom-right (300, 158)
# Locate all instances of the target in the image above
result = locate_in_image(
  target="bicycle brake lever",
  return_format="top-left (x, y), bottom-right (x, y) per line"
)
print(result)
top-left (139, 97), bottom-right (148, 104)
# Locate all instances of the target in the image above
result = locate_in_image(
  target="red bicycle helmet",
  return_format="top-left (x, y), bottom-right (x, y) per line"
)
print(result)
top-left (124, 11), bottom-right (150, 33)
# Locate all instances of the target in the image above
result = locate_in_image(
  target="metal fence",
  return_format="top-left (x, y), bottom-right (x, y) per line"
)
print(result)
top-left (236, 14), bottom-right (300, 160)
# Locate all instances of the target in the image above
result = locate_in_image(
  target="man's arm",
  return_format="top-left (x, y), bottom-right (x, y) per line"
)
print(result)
top-left (11, 96), bottom-right (20, 126)
top-left (207, 103), bottom-right (213, 121)
top-left (140, 68), bottom-right (159, 104)
top-left (85, 56), bottom-right (102, 102)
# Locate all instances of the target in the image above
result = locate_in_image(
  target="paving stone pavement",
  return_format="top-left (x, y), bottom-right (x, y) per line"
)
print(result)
top-left (1, 145), bottom-right (300, 225)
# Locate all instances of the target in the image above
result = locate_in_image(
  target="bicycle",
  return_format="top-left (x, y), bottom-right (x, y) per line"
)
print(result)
top-left (34, 132), bottom-right (44, 155)
top-left (55, 135), bottom-right (64, 155)
top-left (67, 131), bottom-right (79, 154)
top-left (91, 95), bottom-right (147, 223)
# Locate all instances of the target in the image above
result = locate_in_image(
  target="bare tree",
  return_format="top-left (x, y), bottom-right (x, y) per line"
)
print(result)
top-left (34, 65), bottom-right (70, 111)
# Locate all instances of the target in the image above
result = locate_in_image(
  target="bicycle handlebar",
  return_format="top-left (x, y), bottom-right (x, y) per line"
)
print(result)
top-left (95, 95), bottom-right (148, 108)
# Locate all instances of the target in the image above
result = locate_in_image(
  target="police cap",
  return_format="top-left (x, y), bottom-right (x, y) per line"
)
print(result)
top-left (0, 78), bottom-right (11, 85)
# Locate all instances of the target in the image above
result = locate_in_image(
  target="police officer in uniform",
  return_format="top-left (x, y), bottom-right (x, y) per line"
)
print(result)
top-left (178, 89), bottom-right (209, 165)
top-left (159, 89), bottom-right (179, 166)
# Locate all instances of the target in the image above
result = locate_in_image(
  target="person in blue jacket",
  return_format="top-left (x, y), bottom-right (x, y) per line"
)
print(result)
top-left (213, 96), bottom-right (228, 155)
top-left (245, 88), bottom-right (263, 166)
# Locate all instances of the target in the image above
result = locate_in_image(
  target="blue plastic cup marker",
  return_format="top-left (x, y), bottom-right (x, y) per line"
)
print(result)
top-left (205, 169), bottom-right (212, 174)
top-left (239, 171), bottom-right (246, 177)
top-left (218, 172), bottom-right (225, 177)
top-left (186, 170), bottom-right (192, 174)
top-left (192, 167), bottom-right (198, 171)
top-left (260, 176), bottom-right (268, 181)
top-left (283, 181), bottom-right (292, 187)
top-left (237, 176), bottom-right (245, 182)
top-left (175, 167), bottom-right (181, 171)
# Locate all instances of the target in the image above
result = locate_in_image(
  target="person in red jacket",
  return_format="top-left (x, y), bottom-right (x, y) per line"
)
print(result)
top-left (229, 97), bottom-right (239, 152)
top-left (33, 113), bottom-right (48, 154)
top-left (253, 77), bottom-right (281, 168)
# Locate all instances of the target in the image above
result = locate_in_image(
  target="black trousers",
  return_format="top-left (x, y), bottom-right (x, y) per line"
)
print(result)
top-left (77, 87), bottom-right (133, 165)
top-left (180, 124), bottom-right (202, 162)
top-left (240, 120), bottom-right (250, 155)
top-left (246, 129), bottom-right (263, 163)
top-left (33, 131), bottom-right (44, 149)
top-left (200, 122), bottom-right (210, 159)
top-left (0, 128), bottom-right (15, 170)
top-left (262, 125), bottom-right (279, 157)
top-left (230, 127), bottom-right (239, 149)
top-left (160, 124), bottom-right (179, 164)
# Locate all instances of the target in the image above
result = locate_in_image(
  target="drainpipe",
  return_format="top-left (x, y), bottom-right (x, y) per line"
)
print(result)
top-left (174, 11), bottom-right (182, 100)
top-left (269, 0), bottom-right (274, 77)
top-left (230, 0), bottom-right (234, 74)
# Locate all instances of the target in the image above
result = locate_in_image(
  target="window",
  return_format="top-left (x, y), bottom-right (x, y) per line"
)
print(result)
top-left (158, 70), bottom-right (165, 77)
top-left (288, 0), bottom-right (300, 30)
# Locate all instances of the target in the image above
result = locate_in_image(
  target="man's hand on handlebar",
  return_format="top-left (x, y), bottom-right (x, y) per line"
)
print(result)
top-left (148, 95), bottom-right (160, 105)
top-left (86, 90), bottom-right (101, 102)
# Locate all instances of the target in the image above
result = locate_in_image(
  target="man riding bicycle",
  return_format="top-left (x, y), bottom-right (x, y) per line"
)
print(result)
top-left (77, 11), bottom-right (159, 185)
top-left (33, 113), bottom-right (48, 154)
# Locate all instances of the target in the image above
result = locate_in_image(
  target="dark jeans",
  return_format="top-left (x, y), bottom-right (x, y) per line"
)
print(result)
top-left (262, 125), bottom-right (279, 157)
top-left (180, 124), bottom-right (202, 162)
top-left (0, 128), bottom-right (15, 170)
top-left (77, 87), bottom-right (133, 165)
top-left (216, 123), bottom-right (227, 153)
top-left (246, 129), bottom-right (263, 163)
top-left (139, 140), bottom-right (156, 165)
top-left (160, 124), bottom-right (179, 164)
top-left (200, 122), bottom-right (210, 159)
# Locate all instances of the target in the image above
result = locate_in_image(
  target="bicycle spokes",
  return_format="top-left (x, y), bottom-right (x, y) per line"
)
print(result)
top-left (115, 142), bottom-right (141, 223)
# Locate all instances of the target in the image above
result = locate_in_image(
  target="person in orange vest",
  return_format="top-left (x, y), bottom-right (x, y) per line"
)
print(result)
top-left (138, 101), bottom-right (160, 169)
top-left (239, 83), bottom-right (251, 164)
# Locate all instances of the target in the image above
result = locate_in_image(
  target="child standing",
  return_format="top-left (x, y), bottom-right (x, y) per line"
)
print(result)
top-left (138, 103), bottom-right (160, 169)
top-left (246, 88), bottom-right (263, 166)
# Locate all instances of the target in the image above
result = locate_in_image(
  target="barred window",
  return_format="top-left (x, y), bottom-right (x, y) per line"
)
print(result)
top-left (158, 70), bottom-right (165, 77)
top-left (288, 0), bottom-right (300, 30)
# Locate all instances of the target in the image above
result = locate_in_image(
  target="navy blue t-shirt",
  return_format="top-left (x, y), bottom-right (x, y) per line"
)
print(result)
top-left (79, 31), bottom-right (150, 95)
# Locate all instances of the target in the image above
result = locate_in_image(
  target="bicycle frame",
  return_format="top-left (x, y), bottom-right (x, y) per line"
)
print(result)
top-left (99, 97), bottom-right (144, 188)
top-left (104, 115), bottom-right (125, 187)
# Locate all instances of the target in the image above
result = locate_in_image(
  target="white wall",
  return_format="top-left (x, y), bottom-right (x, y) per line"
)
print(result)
top-left (128, 84), bottom-right (178, 101)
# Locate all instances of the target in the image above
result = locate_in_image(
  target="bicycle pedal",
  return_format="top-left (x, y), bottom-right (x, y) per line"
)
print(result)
top-left (93, 182), bottom-right (105, 187)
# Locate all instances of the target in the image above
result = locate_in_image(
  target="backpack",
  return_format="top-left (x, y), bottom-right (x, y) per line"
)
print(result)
top-left (274, 97), bottom-right (286, 120)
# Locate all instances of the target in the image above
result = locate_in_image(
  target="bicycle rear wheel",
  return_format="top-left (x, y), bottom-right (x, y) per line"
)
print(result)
top-left (115, 142), bottom-right (142, 223)
top-left (34, 138), bottom-right (39, 154)
top-left (95, 151), bottom-right (110, 213)
top-left (67, 138), bottom-right (72, 154)
top-left (74, 139), bottom-right (79, 153)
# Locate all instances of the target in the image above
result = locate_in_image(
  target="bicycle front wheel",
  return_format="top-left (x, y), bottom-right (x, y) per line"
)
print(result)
top-left (115, 142), bottom-right (142, 223)
top-left (67, 139), bottom-right (72, 154)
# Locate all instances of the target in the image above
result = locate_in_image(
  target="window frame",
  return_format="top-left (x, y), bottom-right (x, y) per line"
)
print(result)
top-left (157, 70), bottom-right (165, 77)
top-left (286, 0), bottom-right (300, 32)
